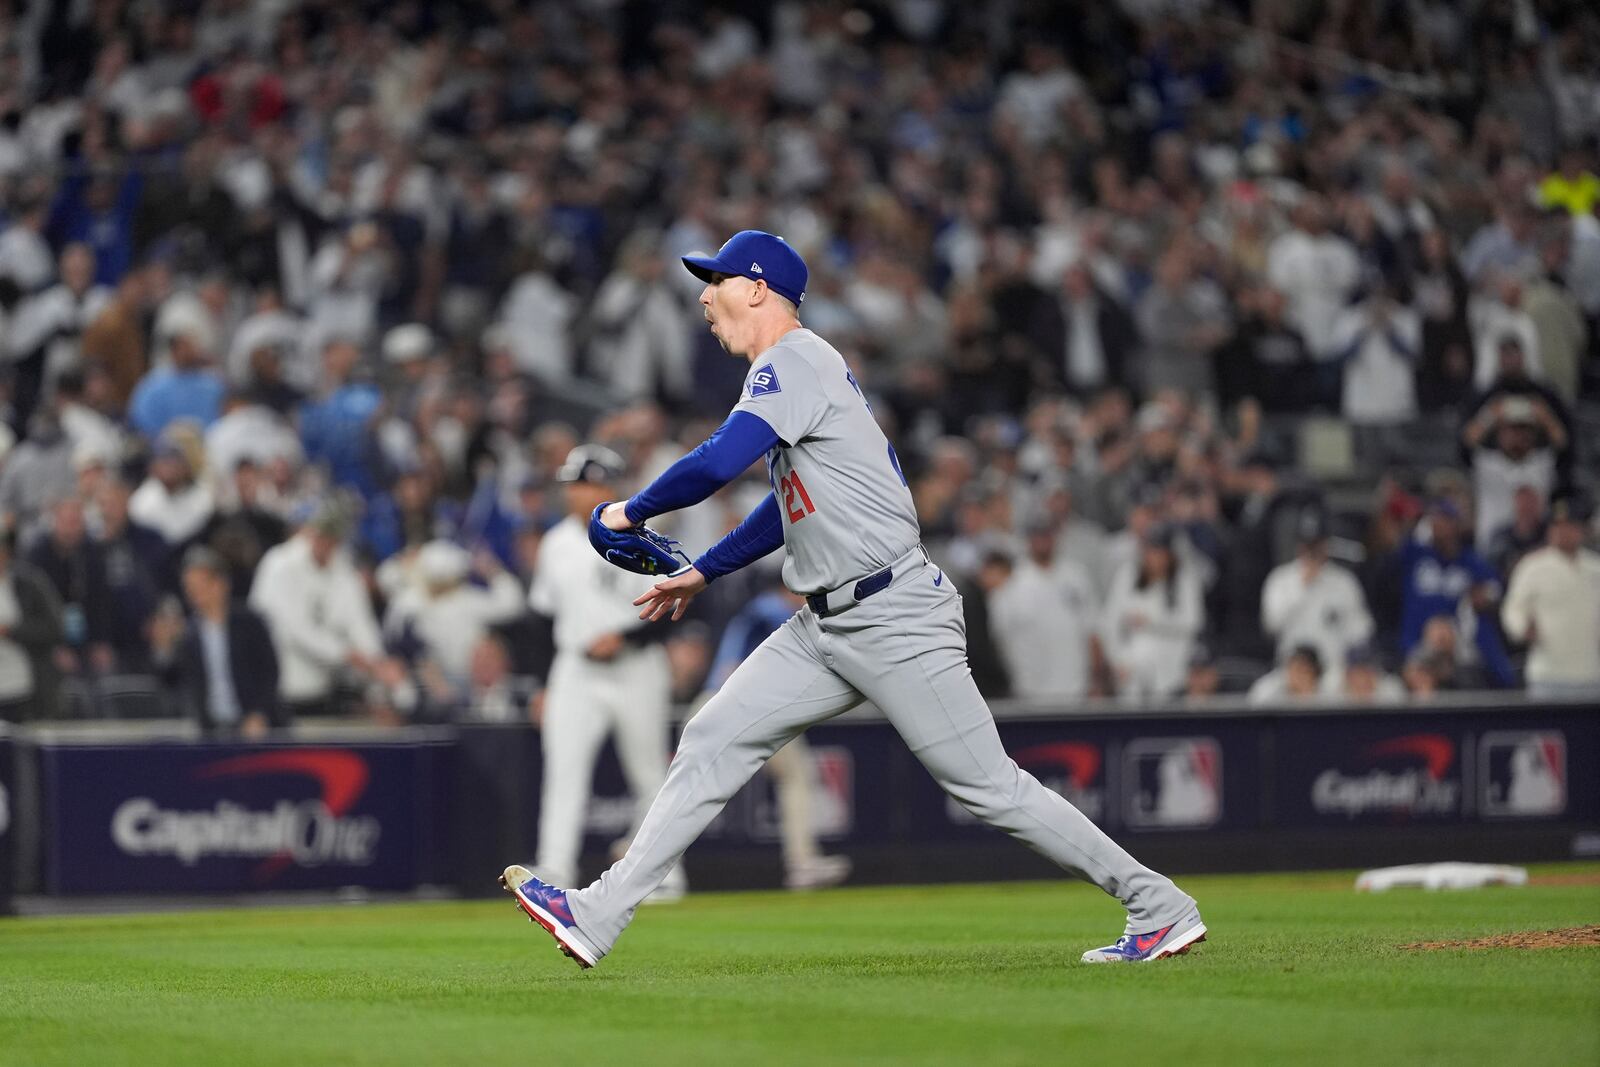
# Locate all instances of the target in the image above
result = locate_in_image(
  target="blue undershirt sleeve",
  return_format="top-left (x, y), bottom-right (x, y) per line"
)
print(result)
top-left (693, 493), bottom-right (785, 584)
top-left (624, 410), bottom-right (780, 524)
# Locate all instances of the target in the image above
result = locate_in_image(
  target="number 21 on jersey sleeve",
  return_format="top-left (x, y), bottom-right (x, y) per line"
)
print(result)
top-left (780, 471), bottom-right (816, 522)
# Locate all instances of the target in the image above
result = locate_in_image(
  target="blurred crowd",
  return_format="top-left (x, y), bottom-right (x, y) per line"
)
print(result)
top-left (0, 0), bottom-right (1598, 729)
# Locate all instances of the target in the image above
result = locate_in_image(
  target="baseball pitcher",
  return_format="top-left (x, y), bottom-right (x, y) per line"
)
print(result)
top-left (503, 231), bottom-right (1204, 968)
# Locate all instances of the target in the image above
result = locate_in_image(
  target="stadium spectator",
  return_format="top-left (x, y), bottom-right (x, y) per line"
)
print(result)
top-left (457, 634), bottom-right (537, 724)
top-left (968, 550), bottom-right (1016, 700)
top-left (1039, 477), bottom-right (1110, 596)
top-left (126, 305), bottom-right (225, 439)
top-left (1260, 508), bottom-right (1375, 686)
top-left (496, 251), bottom-right (578, 387)
top-left (298, 339), bottom-right (383, 499)
top-left (383, 540), bottom-right (524, 703)
top-left (1462, 333), bottom-right (1576, 472)
top-left (1029, 261), bottom-right (1137, 396)
top-left (0, 521), bottom-right (65, 721)
top-left (1369, 158), bottom-right (1436, 253)
top-left (986, 515), bottom-right (1103, 702)
top-left (1460, 395), bottom-right (1563, 553)
top-left (304, 221), bottom-right (391, 359)
top-left (1523, 233), bottom-right (1589, 405)
top-left (1266, 195), bottom-right (1362, 408)
top-left (80, 266), bottom-right (153, 412)
top-left (90, 477), bottom-right (164, 668)
top-left (0, 189), bottom-right (54, 292)
top-left (1402, 617), bottom-right (1480, 697)
top-left (247, 501), bottom-right (403, 720)
top-left (1134, 242), bottom-right (1231, 397)
top-left (1214, 445), bottom-right (1289, 656)
top-left (47, 169), bottom-right (140, 287)
top-left (227, 285), bottom-right (310, 396)
top-left (588, 232), bottom-right (693, 405)
top-left (1488, 484), bottom-right (1549, 581)
top-left (1184, 645), bottom-right (1222, 700)
top-left (0, 413), bottom-right (76, 528)
top-left (128, 435), bottom-right (215, 549)
top-left (1462, 199), bottom-right (1541, 288)
top-left (1412, 229), bottom-right (1475, 412)
top-left (1332, 281), bottom-right (1422, 428)
top-left (1539, 146), bottom-right (1600, 216)
top-left (1397, 498), bottom-right (1514, 688)
top-left (1470, 278), bottom-right (1543, 390)
top-left (150, 546), bottom-right (280, 738)
top-left (6, 243), bottom-right (110, 428)
top-left (204, 392), bottom-right (303, 482)
top-left (1248, 645), bottom-right (1324, 706)
top-left (54, 369), bottom-right (123, 465)
top-left (198, 460), bottom-right (288, 596)
top-left (1501, 492), bottom-right (1600, 698)
top-left (1102, 523), bottom-right (1203, 704)
top-left (1224, 286), bottom-right (1310, 413)
top-left (24, 495), bottom-right (113, 677)
top-left (1336, 646), bottom-right (1407, 704)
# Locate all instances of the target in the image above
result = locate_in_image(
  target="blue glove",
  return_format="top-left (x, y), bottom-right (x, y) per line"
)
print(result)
top-left (588, 503), bottom-right (693, 576)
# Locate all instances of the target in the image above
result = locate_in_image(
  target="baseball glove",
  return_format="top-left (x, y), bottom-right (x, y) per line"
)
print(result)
top-left (588, 503), bottom-right (693, 576)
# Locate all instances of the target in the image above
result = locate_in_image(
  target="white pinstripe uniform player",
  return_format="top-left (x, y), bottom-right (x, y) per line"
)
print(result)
top-left (502, 231), bottom-right (1206, 968)
top-left (527, 445), bottom-right (687, 900)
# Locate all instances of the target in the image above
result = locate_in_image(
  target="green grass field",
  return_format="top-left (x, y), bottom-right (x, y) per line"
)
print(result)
top-left (3, 866), bottom-right (1597, 1067)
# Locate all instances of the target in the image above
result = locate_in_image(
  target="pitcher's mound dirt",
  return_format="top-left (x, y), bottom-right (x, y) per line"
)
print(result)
top-left (1404, 926), bottom-right (1600, 951)
top-left (1528, 872), bottom-right (1600, 887)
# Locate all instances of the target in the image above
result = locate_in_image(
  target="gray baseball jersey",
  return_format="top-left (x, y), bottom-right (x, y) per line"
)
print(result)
top-left (732, 328), bottom-right (919, 595)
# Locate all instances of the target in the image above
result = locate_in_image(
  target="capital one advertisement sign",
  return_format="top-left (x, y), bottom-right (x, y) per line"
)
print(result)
top-left (1277, 716), bottom-right (1592, 827)
top-left (41, 744), bottom-right (434, 893)
top-left (1311, 732), bottom-right (1461, 821)
top-left (1275, 718), bottom-right (1469, 825)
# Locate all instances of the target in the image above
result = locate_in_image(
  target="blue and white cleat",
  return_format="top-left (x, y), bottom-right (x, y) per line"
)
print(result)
top-left (1080, 908), bottom-right (1207, 963)
top-left (499, 864), bottom-right (601, 970)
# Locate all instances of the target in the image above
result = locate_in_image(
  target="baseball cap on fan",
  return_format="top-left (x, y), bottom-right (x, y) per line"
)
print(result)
top-left (681, 230), bottom-right (808, 307)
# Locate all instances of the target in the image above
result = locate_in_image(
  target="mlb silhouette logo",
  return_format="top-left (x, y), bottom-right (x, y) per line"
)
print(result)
top-left (749, 364), bottom-right (782, 396)
top-left (1124, 737), bottom-right (1222, 829)
top-left (1479, 730), bottom-right (1567, 818)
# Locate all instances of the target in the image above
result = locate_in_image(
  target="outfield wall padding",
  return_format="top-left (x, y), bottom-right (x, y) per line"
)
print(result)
top-left (4, 700), bottom-right (1596, 898)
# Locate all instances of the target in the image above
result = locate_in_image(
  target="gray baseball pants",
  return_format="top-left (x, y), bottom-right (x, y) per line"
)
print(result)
top-left (566, 556), bottom-right (1195, 957)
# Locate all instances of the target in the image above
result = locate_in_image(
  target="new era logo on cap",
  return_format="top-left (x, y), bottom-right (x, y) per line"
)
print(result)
top-left (750, 262), bottom-right (763, 274)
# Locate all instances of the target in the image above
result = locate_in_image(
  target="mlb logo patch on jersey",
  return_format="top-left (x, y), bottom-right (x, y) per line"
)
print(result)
top-left (749, 364), bottom-right (782, 396)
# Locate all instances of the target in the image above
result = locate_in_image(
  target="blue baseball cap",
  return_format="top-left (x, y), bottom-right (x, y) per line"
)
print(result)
top-left (682, 230), bottom-right (807, 307)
